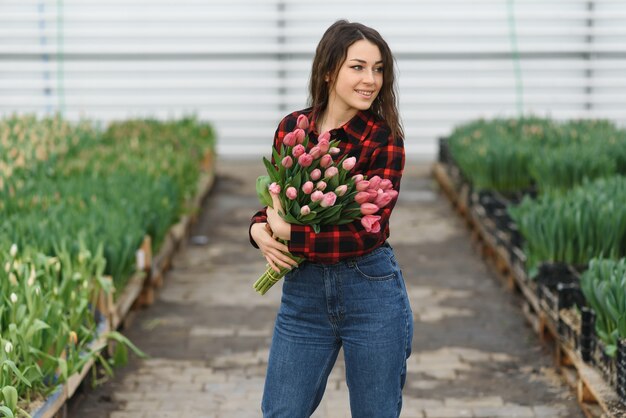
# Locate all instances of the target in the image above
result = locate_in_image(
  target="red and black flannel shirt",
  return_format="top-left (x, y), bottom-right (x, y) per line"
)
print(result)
top-left (249, 107), bottom-right (405, 264)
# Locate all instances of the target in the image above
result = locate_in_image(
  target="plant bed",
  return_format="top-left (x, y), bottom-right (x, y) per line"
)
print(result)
top-left (593, 337), bottom-right (618, 389)
top-left (534, 262), bottom-right (582, 326)
top-left (617, 339), bottom-right (626, 404)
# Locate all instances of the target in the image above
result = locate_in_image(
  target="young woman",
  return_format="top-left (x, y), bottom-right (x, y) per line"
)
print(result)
top-left (249, 20), bottom-right (413, 418)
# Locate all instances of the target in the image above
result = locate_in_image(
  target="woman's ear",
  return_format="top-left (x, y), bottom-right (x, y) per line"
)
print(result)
top-left (324, 72), bottom-right (330, 83)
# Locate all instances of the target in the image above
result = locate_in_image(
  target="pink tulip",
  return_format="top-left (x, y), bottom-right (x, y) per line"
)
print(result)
top-left (335, 185), bottom-right (348, 196)
top-left (294, 128), bottom-right (306, 144)
top-left (374, 192), bottom-right (393, 208)
top-left (268, 182), bottom-right (281, 195)
top-left (342, 157), bottom-right (357, 171)
top-left (355, 191), bottom-right (371, 204)
top-left (329, 147), bottom-right (340, 155)
top-left (316, 181), bottom-right (327, 191)
top-left (360, 202), bottom-right (379, 215)
top-left (368, 175), bottom-right (382, 190)
top-left (324, 167), bottom-right (339, 178)
top-left (302, 181), bottom-right (314, 194)
top-left (292, 144), bottom-right (305, 158)
top-left (310, 146), bottom-right (322, 159)
top-left (311, 190), bottom-right (324, 202)
top-left (281, 156), bottom-right (293, 168)
top-left (356, 180), bottom-right (370, 192)
top-left (297, 114), bottom-right (309, 130)
top-left (320, 154), bottom-right (333, 168)
top-left (361, 215), bottom-right (381, 233)
top-left (318, 131), bottom-right (331, 142)
top-left (318, 139), bottom-right (330, 154)
top-left (298, 153), bottom-right (313, 167)
top-left (300, 205), bottom-right (311, 216)
top-left (286, 186), bottom-right (297, 200)
top-left (321, 192), bottom-right (337, 208)
top-left (352, 174), bottom-right (364, 183)
top-left (283, 132), bottom-right (296, 147)
top-left (367, 190), bottom-right (378, 201)
top-left (380, 179), bottom-right (393, 190)
top-left (310, 169), bottom-right (321, 181)
top-left (387, 190), bottom-right (399, 200)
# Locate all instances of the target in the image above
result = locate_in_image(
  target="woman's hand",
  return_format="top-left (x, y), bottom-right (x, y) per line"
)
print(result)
top-left (266, 194), bottom-right (291, 241)
top-left (250, 222), bottom-right (298, 273)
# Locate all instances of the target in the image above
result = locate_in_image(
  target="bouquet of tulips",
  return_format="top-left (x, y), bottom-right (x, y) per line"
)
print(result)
top-left (253, 115), bottom-right (397, 295)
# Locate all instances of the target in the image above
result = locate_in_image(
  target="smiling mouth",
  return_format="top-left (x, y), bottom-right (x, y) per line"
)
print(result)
top-left (355, 90), bottom-right (374, 98)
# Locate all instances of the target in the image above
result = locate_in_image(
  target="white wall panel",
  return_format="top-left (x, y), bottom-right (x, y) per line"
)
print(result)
top-left (1, 0), bottom-right (625, 160)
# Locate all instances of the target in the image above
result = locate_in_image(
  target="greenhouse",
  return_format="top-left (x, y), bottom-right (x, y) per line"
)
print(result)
top-left (1, 1), bottom-right (626, 417)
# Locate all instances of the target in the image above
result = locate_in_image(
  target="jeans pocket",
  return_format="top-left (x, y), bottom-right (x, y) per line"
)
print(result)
top-left (353, 248), bottom-right (396, 281)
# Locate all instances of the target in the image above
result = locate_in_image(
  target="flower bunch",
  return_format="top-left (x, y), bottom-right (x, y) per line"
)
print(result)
top-left (253, 115), bottom-right (397, 294)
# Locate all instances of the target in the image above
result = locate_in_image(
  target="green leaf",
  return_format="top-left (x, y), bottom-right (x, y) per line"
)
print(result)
top-left (256, 176), bottom-right (273, 207)
top-left (0, 406), bottom-right (14, 418)
top-left (0, 361), bottom-right (31, 387)
top-left (263, 157), bottom-right (279, 183)
top-left (1, 386), bottom-right (17, 411)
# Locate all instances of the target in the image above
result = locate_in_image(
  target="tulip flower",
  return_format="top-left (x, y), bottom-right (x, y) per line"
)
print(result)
top-left (335, 185), bottom-right (348, 196)
top-left (310, 146), bottom-right (322, 159)
top-left (319, 131), bottom-right (331, 142)
top-left (329, 147), bottom-right (340, 155)
top-left (374, 192), bottom-right (393, 208)
top-left (268, 182), bottom-right (281, 195)
top-left (283, 132), bottom-right (297, 147)
top-left (316, 181), bottom-right (327, 191)
top-left (387, 190), bottom-right (399, 200)
top-left (318, 139), bottom-right (330, 154)
top-left (69, 331), bottom-right (78, 345)
top-left (320, 154), bottom-right (333, 168)
top-left (294, 128), bottom-right (306, 144)
top-left (9, 244), bottom-right (17, 257)
top-left (321, 192), bottom-right (337, 207)
top-left (297, 114), bottom-right (309, 130)
top-left (355, 191), bottom-right (371, 204)
top-left (311, 190), bottom-right (324, 202)
top-left (298, 153), bottom-right (313, 167)
top-left (310, 168), bottom-right (322, 181)
top-left (4, 342), bottom-right (12, 354)
top-left (356, 180), bottom-right (370, 191)
top-left (361, 215), bottom-right (381, 233)
top-left (367, 190), bottom-right (378, 201)
top-left (368, 175), bottom-right (382, 190)
top-left (352, 174), bottom-right (364, 183)
top-left (342, 157), bottom-right (357, 171)
top-left (302, 181), bottom-right (314, 194)
top-left (324, 166), bottom-right (339, 178)
top-left (281, 156), bottom-right (293, 168)
top-left (300, 205), bottom-right (311, 216)
top-left (360, 202), bottom-right (379, 215)
top-left (10, 293), bottom-right (17, 303)
top-left (286, 187), bottom-right (297, 200)
top-left (380, 179), bottom-right (393, 190)
top-left (292, 144), bottom-right (306, 158)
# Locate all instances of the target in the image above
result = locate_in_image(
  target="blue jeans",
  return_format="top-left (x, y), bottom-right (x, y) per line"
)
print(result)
top-left (262, 243), bottom-right (413, 418)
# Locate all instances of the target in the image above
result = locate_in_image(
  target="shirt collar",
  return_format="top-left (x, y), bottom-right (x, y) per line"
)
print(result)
top-left (309, 109), bottom-right (376, 142)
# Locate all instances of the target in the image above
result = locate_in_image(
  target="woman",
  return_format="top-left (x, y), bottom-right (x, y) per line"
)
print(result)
top-left (249, 20), bottom-right (413, 418)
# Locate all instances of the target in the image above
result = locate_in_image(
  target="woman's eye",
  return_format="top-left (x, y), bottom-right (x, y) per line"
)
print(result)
top-left (375, 67), bottom-right (384, 73)
top-left (351, 65), bottom-right (363, 70)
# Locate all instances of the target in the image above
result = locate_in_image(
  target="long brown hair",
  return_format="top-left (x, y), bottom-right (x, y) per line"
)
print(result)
top-left (308, 20), bottom-right (404, 140)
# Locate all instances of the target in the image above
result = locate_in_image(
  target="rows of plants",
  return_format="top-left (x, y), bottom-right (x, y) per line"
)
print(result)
top-left (0, 115), bottom-right (215, 417)
top-left (444, 116), bottom-right (626, 406)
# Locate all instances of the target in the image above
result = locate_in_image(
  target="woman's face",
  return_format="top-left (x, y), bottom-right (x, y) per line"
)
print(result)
top-left (328, 39), bottom-right (383, 116)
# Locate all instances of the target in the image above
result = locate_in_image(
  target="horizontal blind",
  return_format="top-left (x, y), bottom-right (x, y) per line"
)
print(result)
top-left (1, 0), bottom-right (625, 159)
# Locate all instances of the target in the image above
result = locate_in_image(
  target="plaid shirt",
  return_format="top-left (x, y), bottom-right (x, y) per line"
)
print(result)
top-left (250, 107), bottom-right (405, 264)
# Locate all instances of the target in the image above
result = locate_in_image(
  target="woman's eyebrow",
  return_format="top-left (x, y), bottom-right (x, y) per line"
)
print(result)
top-left (348, 58), bottom-right (384, 64)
